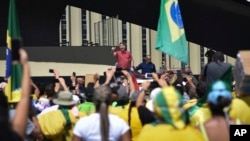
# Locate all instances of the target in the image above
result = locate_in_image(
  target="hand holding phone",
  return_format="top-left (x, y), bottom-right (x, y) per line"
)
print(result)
top-left (49, 69), bottom-right (54, 73)
top-left (145, 73), bottom-right (153, 78)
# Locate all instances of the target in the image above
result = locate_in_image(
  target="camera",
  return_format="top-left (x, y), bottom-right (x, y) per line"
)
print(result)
top-left (114, 67), bottom-right (123, 77)
top-left (69, 86), bottom-right (76, 90)
top-left (145, 73), bottom-right (153, 79)
top-left (49, 69), bottom-right (54, 73)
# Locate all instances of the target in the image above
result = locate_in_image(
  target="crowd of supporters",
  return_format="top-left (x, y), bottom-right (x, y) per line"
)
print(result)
top-left (0, 48), bottom-right (250, 141)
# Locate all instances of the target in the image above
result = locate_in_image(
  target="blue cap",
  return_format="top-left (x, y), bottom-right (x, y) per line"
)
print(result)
top-left (207, 81), bottom-right (232, 105)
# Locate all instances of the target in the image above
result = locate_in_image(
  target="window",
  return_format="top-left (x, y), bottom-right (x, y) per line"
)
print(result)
top-left (60, 10), bottom-right (67, 46)
top-left (81, 9), bottom-right (87, 46)
top-left (141, 27), bottom-right (147, 62)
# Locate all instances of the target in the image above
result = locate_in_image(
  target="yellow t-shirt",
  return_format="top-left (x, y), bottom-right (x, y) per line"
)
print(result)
top-left (229, 98), bottom-right (250, 124)
top-left (188, 104), bottom-right (212, 127)
top-left (38, 109), bottom-right (86, 141)
top-left (109, 104), bottom-right (142, 141)
top-left (183, 99), bottom-right (198, 110)
top-left (136, 124), bottom-right (205, 141)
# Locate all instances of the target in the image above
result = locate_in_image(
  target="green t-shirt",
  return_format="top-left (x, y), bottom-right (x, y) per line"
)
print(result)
top-left (78, 102), bottom-right (95, 115)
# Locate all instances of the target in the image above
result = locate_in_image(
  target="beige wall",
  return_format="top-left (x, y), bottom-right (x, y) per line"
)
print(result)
top-left (189, 42), bottom-right (201, 74)
top-left (226, 56), bottom-right (236, 66)
top-left (130, 24), bottom-right (142, 66)
top-left (90, 11), bottom-right (102, 43)
top-left (70, 6), bottom-right (82, 46)
top-left (150, 30), bottom-right (161, 71)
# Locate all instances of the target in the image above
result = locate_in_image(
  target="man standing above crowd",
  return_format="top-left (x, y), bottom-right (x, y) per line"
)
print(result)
top-left (135, 55), bottom-right (156, 74)
top-left (200, 51), bottom-right (232, 86)
top-left (112, 42), bottom-right (134, 71)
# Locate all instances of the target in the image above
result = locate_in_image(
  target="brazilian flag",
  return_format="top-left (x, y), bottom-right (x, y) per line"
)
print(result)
top-left (156, 0), bottom-right (188, 64)
top-left (5, 0), bottom-right (23, 103)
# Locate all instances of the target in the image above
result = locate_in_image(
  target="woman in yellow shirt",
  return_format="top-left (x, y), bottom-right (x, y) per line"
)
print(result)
top-left (136, 86), bottom-right (205, 141)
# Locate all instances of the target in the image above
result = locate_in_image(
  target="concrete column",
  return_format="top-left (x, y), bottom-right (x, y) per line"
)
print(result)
top-left (126, 23), bottom-right (131, 51)
top-left (69, 6), bottom-right (82, 46)
top-left (150, 30), bottom-right (161, 71)
top-left (90, 12), bottom-right (102, 43)
top-left (226, 56), bottom-right (236, 66)
top-left (130, 24), bottom-right (142, 67)
top-left (189, 42), bottom-right (201, 75)
top-left (169, 57), bottom-right (181, 70)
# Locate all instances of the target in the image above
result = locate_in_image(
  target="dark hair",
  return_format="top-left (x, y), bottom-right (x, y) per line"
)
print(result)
top-left (127, 102), bottom-right (135, 137)
top-left (196, 81), bottom-right (208, 98)
top-left (0, 91), bottom-right (12, 140)
top-left (213, 51), bottom-right (225, 62)
top-left (44, 83), bottom-right (55, 98)
top-left (173, 78), bottom-right (184, 95)
top-left (93, 85), bottom-right (112, 141)
top-left (205, 49), bottom-right (215, 62)
top-left (85, 82), bottom-right (95, 102)
top-left (119, 42), bottom-right (127, 47)
top-left (208, 96), bottom-right (231, 117)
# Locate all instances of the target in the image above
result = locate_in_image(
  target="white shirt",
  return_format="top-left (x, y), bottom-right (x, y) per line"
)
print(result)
top-left (73, 113), bottom-right (130, 141)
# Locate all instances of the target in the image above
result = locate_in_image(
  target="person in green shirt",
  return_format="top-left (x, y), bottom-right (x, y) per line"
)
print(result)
top-left (78, 83), bottom-right (95, 115)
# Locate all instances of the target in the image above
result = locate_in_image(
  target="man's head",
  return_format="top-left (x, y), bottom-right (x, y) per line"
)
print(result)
top-left (213, 51), bottom-right (225, 62)
top-left (145, 55), bottom-right (151, 63)
top-left (119, 42), bottom-right (126, 52)
top-left (77, 77), bottom-right (85, 86)
top-left (205, 49), bottom-right (215, 63)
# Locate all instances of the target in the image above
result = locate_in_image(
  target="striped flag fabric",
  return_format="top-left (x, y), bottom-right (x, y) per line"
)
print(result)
top-left (5, 0), bottom-right (23, 103)
top-left (155, 0), bottom-right (188, 64)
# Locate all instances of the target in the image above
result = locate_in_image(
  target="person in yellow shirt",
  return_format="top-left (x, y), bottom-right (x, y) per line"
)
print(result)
top-left (38, 91), bottom-right (86, 141)
top-left (136, 86), bottom-right (205, 141)
top-left (186, 81), bottom-right (212, 127)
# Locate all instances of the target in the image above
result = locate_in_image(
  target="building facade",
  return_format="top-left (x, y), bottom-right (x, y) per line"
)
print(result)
top-left (60, 6), bottom-right (236, 75)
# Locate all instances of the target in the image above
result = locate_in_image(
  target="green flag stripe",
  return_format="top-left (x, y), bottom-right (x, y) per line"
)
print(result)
top-left (155, 91), bottom-right (174, 126)
top-left (8, 0), bottom-right (21, 38)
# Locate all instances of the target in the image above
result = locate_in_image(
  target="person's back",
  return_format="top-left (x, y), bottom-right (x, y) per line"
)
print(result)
top-left (78, 101), bottom-right (95, 115)
top-left (118, 102), bottom-right (143, 141)
top-left (205, 51), bottom-right (232, 86)
top-left (206, 62), bottom-right (231, 85)
top-left (73, 84), bottom-right (131, 141)
top-left (38, 91), bottom-right (85, 141)
top-left (199, 117), bottom-right (230, 141)
top-left (78, 84), bottom-right (96, 115)
top-left (136, 86), bottom-right (205, 141)
top-left (187, 82), bottom-right (212, 126)
top-left (198, 80), bottom-right (238, 141)
top-left (137, 123), bottom-right (205, 141)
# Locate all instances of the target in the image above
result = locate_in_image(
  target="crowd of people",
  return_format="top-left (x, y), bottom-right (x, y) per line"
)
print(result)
top-left (0, 46), bottom-right (250, 141)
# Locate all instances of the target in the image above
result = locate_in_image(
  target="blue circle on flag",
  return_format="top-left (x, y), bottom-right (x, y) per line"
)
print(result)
top-left (170, 2), bottom-right (184, 29)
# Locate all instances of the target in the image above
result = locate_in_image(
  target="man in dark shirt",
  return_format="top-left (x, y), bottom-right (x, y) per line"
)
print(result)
top-left (135, 55), bottom-right (156, 74)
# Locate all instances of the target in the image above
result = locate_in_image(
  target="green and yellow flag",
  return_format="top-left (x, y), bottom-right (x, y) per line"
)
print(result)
top-left (156, 0), bottom-right (188, 64)
top-left (5, 0), bottom-right (23, 103)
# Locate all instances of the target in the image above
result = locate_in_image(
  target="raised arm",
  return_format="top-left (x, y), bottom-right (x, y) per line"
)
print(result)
top-left (12, 48), bottom-right (31, 140)
top-left (111, 47), bottom-right (117, 56)
top-left (53, 69), bottom-right (69, 92)
top-left (121, 70), bottom-right (135, 97)
top-left (31, 80), bottom-right (40, 98)
top-left (152, 72), bottom-right (168, 88)
top-left (136, 81), bottom-right (150, 107)
top-left (94, 73), bottom-right (100, 88)
top-left (103, 67), bottom-right (115, 85)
